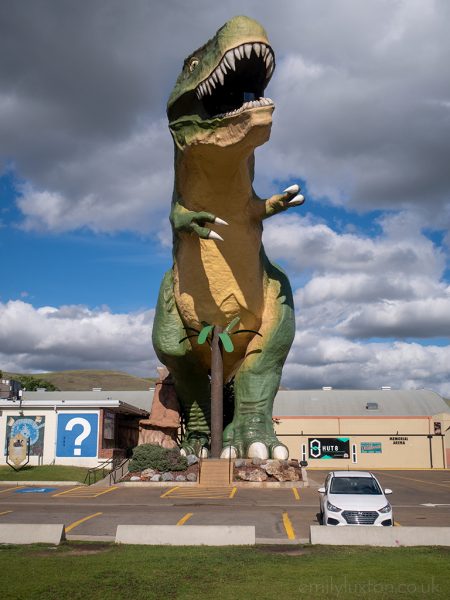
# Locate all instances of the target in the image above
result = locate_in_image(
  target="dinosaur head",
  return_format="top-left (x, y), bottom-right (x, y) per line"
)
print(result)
top-left (168, 16), bottom-right (275, 150)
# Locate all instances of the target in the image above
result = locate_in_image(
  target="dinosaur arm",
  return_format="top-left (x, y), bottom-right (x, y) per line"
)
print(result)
top-left (264, 184), bottom-right (305, 219)
top-left (252, 184), bottom-right (305, 220)
top-left (170, 200), bottom-right (228, 241)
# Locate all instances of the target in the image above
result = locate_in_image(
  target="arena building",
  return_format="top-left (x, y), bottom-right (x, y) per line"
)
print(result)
top-left (0, 386), bottom-right (449, 469)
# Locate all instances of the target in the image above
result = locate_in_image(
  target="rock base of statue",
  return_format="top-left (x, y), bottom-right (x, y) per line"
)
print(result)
top-left (138, 367), bottom-right (181, 450)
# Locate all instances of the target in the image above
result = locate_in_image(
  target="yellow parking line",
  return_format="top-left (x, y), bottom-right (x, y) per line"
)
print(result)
top-left (282, 512), bottom-right (296, 540)
top-left (292, 488), bottom-right (300, 501)
top-left (379, 472), bottom-right (450, 490)
top-left (92, 487), bottom-right (118, 497)
top-left (0, 510), bottom-right (13, 516)
top-left (160, 486), bottom-right (180, 498)
top-left (229, 487), bottom-right (237, 499)
top-left (52, 486), bottom-right (85, 497)
top-left (176, 513), bottom-right (193, 526)
top-left (65, 512), bottom-right (103, 533)
top-left (0, 486), bottom-right (26, 494)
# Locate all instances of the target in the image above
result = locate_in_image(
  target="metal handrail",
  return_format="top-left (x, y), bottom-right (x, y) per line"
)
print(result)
top-left (84, 458), bottom-right (114, 485)
top-left (109, 458), bottom-right (130, 485)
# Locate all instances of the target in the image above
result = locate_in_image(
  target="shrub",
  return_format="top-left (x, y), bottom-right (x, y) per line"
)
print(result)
top-left (129, 444), bottom-right (188, 472)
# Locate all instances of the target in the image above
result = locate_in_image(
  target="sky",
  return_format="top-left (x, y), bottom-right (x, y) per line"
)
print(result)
top-left (1, 0), bottom-right (450, 395)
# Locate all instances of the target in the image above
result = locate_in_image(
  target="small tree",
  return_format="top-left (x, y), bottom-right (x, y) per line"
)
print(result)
top-left (180, 317), bottom-right (261, 457)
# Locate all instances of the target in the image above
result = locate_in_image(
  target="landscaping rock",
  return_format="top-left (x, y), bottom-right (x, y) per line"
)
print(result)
top-left (234, 459), bottom-right (246, 468)
top-left (130, 476), bottom-right (141, 481)
top-left (262, 460), bottom-right (281, 472)
top-left (186, 473), bottom-right (197, 482)
top-left (263, 462), bottom-right (283, 476)
top-left (284, 467), bottom-right (300, 482)
top-left (161, 472), bottom-right (174, 482)
top-left (150, 474), bottom-right (161, 481)
top-left (251, 457), bottom-right (263, 466)
top-left (141, 468), bottom-right (156, 478)
top-left (237, 468), bottom-right (268, 482)
top-left (187, 454), bottom-right (199, 466)
top-left (175, 475), bottom-right (186, 482)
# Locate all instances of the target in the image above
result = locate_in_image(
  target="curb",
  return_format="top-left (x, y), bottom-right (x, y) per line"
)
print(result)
top-left (0, 481), bottom-right (84, 487)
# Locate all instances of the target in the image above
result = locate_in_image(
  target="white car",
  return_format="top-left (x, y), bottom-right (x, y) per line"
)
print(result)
top-left (318, 471), bottom-right (393, 526)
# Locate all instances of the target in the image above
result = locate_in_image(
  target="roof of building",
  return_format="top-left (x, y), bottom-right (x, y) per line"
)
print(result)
top-left (1, 388), bottom-right (448, 418)
top-left (0, 390), bottom-right (152, 416)
top-left (273, 389), bottom-right (450, 417)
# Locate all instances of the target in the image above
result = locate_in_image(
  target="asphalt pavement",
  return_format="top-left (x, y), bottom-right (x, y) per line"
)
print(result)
top-left (0, 469), bottom-right (449, 542)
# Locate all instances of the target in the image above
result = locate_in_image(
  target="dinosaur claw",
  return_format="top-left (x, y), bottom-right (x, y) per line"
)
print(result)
top-left (208, 231), bottom-right (224, 241)
top-left (283, 184), bottom-right (300, 195)
top-left (214, 217), bottom-right (229, 226)
top-left (248, 442), bottom-right (269, 459)
top-left (288, 194), bottom-right (305, 206)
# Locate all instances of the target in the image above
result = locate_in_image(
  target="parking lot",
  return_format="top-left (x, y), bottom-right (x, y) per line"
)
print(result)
top-left (0, 469), bottom-right (449, 542)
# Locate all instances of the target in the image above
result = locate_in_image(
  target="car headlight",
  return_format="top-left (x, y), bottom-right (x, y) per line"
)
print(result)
top-left (379, 503), bottom-right (391, 514)
top-left (326, 501), bottom-right (341, 512)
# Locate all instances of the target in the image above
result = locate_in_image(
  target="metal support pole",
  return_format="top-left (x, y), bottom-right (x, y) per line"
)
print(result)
top-left (210, 325), bottom-right (223, 458)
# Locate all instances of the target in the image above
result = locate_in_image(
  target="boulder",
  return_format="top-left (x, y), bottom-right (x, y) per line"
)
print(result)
top-left (175, 475), bottom-right (186, 482)
top-left (186, 473), bottom-right (198, 482)
top-left (234, 459), bottom-right (246, 468)
top-left (141, 468), bottom-right (156, 478)
top-left (284, 467), bottom-right (300, 482)
top-left (186, 454), bottom-right (199, 466)
top-left (150, 474), bottom-right (161, 482)
top-left (237, 468), bottom-right (268, 482)
top-left (161, 472), bottom-right (174, 482)
top-left (263, 461), bottom-right (282, 476)
top-left (130, 476), bottom-right (141, 481)
top-left (251, 457), bottom-right (263, 466)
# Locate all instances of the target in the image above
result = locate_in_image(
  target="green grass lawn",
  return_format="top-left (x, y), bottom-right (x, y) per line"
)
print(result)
top-left (0, 543), bottom-right (448, 600)
top-left (0, 465), bottom-right (97, 483)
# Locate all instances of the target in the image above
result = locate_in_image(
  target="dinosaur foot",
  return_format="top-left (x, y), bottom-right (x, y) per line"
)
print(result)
top-left (180, 431), bottom-right (210, 458)
top-left (220, 442), bottom-right (288, 460)
top-left (220, 417), bottom-right (288, 459)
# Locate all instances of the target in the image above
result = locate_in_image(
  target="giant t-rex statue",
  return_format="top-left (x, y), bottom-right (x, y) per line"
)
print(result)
top-left (152, 16), bottom-right (304, 459)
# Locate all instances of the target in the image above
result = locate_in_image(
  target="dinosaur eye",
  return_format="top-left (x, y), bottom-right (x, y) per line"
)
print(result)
top-left (189, 58), bottom-right (199, 72)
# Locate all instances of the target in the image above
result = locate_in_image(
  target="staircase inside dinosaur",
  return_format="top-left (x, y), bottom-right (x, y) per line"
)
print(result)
top-left (199, 459), bottom-right (231, 486)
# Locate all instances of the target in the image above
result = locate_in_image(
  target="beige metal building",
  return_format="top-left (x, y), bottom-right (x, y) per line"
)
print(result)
top-left (1, 387), bottom-right (449, 469)
top-left (273, 389), bottom-right (450, 469)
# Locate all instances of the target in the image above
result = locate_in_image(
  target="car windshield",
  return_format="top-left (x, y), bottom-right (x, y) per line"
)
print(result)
top-left (330, 476), bottom-right (382, 495)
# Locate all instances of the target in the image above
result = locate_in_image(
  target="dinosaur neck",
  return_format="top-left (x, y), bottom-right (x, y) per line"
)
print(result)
top-left (175, 145), bottom-right (255, 217)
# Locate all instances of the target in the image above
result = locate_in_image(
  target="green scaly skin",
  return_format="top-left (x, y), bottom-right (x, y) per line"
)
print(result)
top-left (152, 16), bottom-right (305, 458)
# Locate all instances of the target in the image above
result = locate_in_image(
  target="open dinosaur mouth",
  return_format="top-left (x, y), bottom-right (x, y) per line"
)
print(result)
top-left (197, 42), bottom-right (275, 119)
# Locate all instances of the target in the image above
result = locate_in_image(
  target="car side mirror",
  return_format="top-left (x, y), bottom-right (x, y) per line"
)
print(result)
top-left (384, 488), bottom-right (393, 495)
top-left (318, 487), bottom-right (325, 494)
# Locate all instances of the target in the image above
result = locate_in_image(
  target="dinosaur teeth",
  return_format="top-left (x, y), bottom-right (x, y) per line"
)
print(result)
top-left (215, 97), bottom-right (274, 118)
top-left (196, 42), bottom-right (275, 106)
top-left (216, 67), bottom-right (224, 85)
top-left (225, 50), bottom-right (236, 71)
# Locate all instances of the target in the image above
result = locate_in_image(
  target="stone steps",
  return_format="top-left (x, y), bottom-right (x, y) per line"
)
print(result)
top-left (199, 459), bottom-right (231, 486)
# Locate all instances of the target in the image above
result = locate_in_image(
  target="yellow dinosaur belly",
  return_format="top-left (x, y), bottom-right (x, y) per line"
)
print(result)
top-left (174, 223), bottom-right (263, 375)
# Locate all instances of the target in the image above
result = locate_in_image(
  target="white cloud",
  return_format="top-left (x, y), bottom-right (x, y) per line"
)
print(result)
top-left (1, 1), bottom-right (450, 232)
top-left (2, 299), bottom-right (449, 398)
top-left (15, 119), bottom-right (172, 234)
top-left (0, 300), bottom-right (157, 375)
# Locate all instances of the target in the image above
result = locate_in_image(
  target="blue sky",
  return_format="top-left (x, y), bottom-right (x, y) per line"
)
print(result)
top-left (1, 1), bottom-right (450, 394)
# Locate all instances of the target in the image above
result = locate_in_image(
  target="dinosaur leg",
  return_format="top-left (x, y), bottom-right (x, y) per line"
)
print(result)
top-left (221, 258), bottom-right (295, 459)
top-left (152, 269), bottom-right (211, 456)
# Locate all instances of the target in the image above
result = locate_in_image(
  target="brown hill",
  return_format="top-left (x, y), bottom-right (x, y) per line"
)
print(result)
top-left (3, 370), bottom-right (156, 391)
